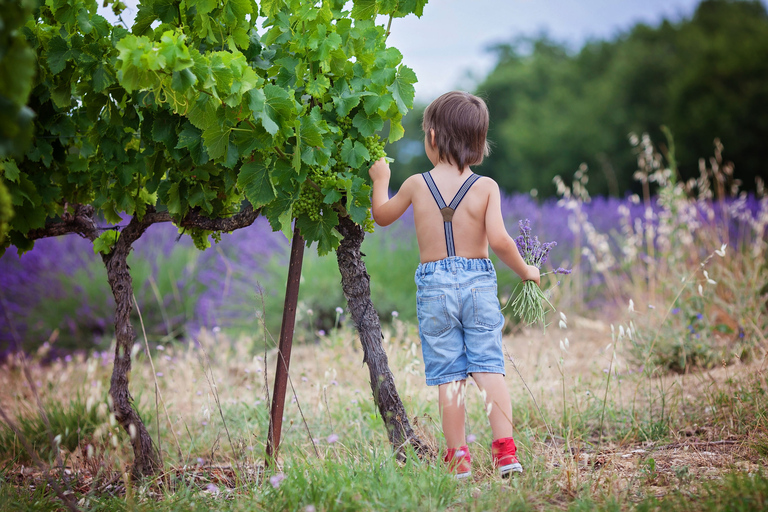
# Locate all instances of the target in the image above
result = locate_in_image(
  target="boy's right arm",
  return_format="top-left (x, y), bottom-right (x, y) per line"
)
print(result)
top-left (484, 180), bottom-right (541, 286)
top-left (369, 158), bottom-right (413, 226)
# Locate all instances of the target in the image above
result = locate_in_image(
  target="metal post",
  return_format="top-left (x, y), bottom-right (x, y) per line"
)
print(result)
top-left (265, 222), bottom-right (305, 467)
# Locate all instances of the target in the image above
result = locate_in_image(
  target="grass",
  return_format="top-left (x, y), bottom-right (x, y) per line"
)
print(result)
top-left (0, 312), bottom-right (766, 511)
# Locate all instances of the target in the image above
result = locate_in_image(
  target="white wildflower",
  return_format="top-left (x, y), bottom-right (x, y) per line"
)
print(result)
top-left (628, 299), bottom-right (635, 313)
top-left (703, 270), bottom-right (717, 285)
top-left (715, 244), bottom-right (727, 257)
top-left (698, 284), bottom-right (704, 296)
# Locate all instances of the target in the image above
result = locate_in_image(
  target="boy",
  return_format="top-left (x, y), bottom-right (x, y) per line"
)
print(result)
top-left (368, 91), bottom-right (540, 479)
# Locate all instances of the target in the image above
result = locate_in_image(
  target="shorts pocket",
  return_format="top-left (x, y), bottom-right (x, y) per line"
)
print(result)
top-left (472, 286), bottom-right (502, 328)
top-left (417, 294), bottom-right (451, 336)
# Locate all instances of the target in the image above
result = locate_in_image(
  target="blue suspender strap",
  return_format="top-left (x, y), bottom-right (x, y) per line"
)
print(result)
top-left (449, 173), bottom-right (481, 210)
top-left (421, 172), bottom-right (481, 257)
top-left (422, 171), bottom-right (447, 209)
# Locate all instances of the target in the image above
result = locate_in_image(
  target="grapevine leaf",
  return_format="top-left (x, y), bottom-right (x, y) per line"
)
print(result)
top-left (188, 95), bottom-right (219, 131)
top-left (323, 189), bottom-right (342, 204)
top-left (47, 36), bottom-right (71, 75)
top-left (363, 93), bottom-right (394, 115)
top-left (202, 125), bottom-right (231, 160)
top-left (93, 230), bottom-right (120, 255)
top-left (1, 161), bottom-right (20, 183)
top-left (92, 63), bottom-right (116, 93)
top-left (188, 183), bottom-right (215, 213)
top-left (350, 0), bottom-right (376, 19)
top-left (299, 107), bottom-right (327, 147)
top-left (260, 0), bottom-right (285, 17)
top-left (305, 74), bottom-right (330, 98)
top-left (352, 110), bottom-right (384, 138)
top-left (331, 79), bottom-right (361, 117)
top-left (263, 189), bottom-right (298, 236)
top-left (237, 160), bottom-right (276, 208)
top-left (171, 68), bottom-right (197, 92)
top-left (388, 114), bottom-right (405, 143)
top-left (340, 138), bottom-right (370, 168)
top-left (388, 65), bottom-right (417, 113)
top-left (163, 181), bottom-right (185, 216)
top-left (234, 124), bottom-right (273, 155)
top-left (296, 207), bottom-right (341, 255)
top-left (76, 8), bottom-right (93, 34)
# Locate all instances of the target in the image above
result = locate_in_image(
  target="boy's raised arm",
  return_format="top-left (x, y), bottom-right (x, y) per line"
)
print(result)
top-left (484, 180), bottom-right (541, 285)
top-left (368, 157), bottom-right (413, 226)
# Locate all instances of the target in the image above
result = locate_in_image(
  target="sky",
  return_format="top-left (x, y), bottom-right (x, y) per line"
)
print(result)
top-left (100, 0), bottom-right (766, 103)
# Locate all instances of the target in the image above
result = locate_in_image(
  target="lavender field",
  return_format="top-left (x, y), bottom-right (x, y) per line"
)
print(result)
top-left (2, 145), bottom-right (766, 373)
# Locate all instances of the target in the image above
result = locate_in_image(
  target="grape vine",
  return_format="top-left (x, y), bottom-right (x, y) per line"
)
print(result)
top-left (1, 0), bottom-right (424, 257)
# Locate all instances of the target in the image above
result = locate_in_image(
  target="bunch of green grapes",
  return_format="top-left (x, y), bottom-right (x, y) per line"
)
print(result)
top-left (364, 135), bottom-right (386, 162)
top-left (294, 182), bottom-right (323, 222)
top-left (337, 116), bottom-right (352, 132)
top-left (0, 180), bottom-right (13, 244)
top-left (294, 166), bottom-right (339, 222)
top-left (188, 227), bottom-right (212, 250)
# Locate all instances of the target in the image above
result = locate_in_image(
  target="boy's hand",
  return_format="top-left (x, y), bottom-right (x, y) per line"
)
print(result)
top-left (368, 157), bottom-right (391, 183)
top-left (524, 265), bottom-right (541, 287)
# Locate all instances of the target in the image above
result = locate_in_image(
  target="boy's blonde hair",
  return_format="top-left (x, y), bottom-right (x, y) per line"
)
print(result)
top-left (422, 91), bottom-right (490, 172)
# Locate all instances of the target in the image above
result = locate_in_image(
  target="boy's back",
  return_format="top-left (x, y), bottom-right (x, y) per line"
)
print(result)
top-left (399, 167), bottom-right (494, 263)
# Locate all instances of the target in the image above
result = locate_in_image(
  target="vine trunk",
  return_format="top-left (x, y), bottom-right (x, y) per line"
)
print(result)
top-left (335, 216), bottom-right (431, 458)
top-left (101, 215), bottom-right (162, 479)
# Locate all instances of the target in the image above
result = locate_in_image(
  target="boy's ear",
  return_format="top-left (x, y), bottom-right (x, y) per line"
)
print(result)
top-left (430, 128), bottom-right (436, 148)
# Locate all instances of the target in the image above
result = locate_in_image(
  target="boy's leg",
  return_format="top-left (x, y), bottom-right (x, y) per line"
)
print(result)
top-left (438, 379), bottom-right (467, 449)
top-left (471, 372), bottom-right (514, 440)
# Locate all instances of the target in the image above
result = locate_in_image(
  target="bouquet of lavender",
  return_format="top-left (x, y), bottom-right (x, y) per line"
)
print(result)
top-left (508, 219), bottom-right (571, 327)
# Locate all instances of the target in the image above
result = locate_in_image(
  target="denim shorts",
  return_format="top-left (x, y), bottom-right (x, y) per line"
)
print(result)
top-left (415, 257), bottom-right (506, 386)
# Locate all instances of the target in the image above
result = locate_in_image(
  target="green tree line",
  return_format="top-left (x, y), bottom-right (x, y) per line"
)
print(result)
top-left (389, 0), bottom-right (768, 197)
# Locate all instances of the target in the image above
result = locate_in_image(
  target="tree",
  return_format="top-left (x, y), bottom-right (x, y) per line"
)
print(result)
top-left (2, 0), bottom-right (430, 477)
top-left (462, 0), bottom-right (768, 197)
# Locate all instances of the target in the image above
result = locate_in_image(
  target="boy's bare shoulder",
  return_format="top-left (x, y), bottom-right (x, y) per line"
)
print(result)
top-left (475, 175), bottom-right (501, 194)
top-left (401, 173), bottom-right (426, 191)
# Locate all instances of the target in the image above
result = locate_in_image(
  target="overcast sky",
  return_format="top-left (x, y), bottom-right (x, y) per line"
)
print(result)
top-left (101, 0), bottom-right (767, 102)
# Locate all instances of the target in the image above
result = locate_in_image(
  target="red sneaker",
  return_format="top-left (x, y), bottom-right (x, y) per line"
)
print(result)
top-left (491, 437), bottom-right (523, 477)
top-left (443, 445), bottom-right (472, 479)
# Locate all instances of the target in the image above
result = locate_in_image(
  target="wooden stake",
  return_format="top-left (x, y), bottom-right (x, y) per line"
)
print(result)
top-left (266, 222), bottom-right (305, 467)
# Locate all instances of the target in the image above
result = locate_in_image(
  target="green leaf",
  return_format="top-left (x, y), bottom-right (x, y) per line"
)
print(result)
top-left (92, 63), bottom-right (116, 93)
top-left (1, 161), bottom-right (20, 183)
top-left (388, 65), bottom-right (417, 113)
top-left (351, 0), bottom-right (376, 19)
top-left (188, 183), bottom-right (215, 213)
top-left (296, 207), bottom-right (341, 255)
top-left (76, 8), bottom-right (93, 34)
top-left (171, 68), bottom-right (197, 92)
top-left (352, 111), bottom-right (384, 138)
top-left (331, 79), bottom-right (361, 117)
top-left (202, 125), bottom-right (231, 160)
top-left (300, 107), bottom-right (327, 147)
top-left (47, 36), bottom-right (70, 75)
top-left (237, 160), bottom-right (276, 208)
top-left (188, 95), bottom-right (219, 131)
top-left (388, 114), bottom-right (405, 143)
top-left (340, 138), bottom-right (370, 168)
top-left (164, 181), bottom-right (186, 215)
top-left (93, 230), bottom-right (120, 255)
top-left (247, 85), bottom-right (295, 136)
top-left (263, 190), bottom-right (297, 236)
top-left (260, 0), bottom-right (285, 17)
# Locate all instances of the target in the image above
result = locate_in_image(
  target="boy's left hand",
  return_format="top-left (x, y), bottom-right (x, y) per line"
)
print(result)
top-left (368, 157), bottom-right (390, 183)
